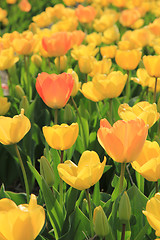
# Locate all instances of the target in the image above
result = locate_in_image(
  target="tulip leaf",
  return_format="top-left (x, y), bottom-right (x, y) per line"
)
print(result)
top-left (111, 175), bottom-right (127, 201)
top-left (59, 206), bottom-right (91, 240)
top-left (93, 182), bottom-right (100, 206)
top-left (134, 221), bottom-right (150, 240)
top-left (6, 191), bottom-right (27, 205)
top-left (49, 148), bottom-right (60, 190)
top-left (0, 184), bottom-right (10, 199)
top-left (127, 184), bottom-right (148, 240)
top-left (28, 162), bottom-right (63, 239)
top-left (65, 187), bottom-right (79, 217)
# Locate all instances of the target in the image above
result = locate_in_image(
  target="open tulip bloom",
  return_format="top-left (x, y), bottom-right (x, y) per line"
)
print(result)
top-left (97, 118), bottom-right (148, 163)
top-left (57, 151), bottom-right (106, 190)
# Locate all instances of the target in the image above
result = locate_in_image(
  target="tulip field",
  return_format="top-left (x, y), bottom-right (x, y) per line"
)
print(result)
top-left (1, 0), bottom-right (160, 239)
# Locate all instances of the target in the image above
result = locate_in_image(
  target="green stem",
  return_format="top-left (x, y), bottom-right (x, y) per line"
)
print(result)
top-left (156, 181), bottom-right (159, 193)
top-left (14, 144), bottom-right (30, 203)
top-left (125, 70), bottom-right (130, 103)
top-left (121, 224), bottom-right (126, 240)
top-left (71, 96), bottom-right (87, 149)
top-left (85, 189), bottom-right (94, 238)
top-left (24, 55), bottom-right (31, 101)
top-left (54, 108), bottom-right (58, 125)
top-left (60, 150), bottom-right (64, 207)
top-left (154, 77), bottom-right (157, 103)
top-left (119, 163), bottom-right (126, 194)
top-left (109, 98), bottom-right (113, 124)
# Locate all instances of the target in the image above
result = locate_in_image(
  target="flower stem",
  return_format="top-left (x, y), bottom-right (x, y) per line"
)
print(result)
top-left (156, 181), bottom-right (159, 193)
top-left (54, 108), bottom-right (58, 125)
top-left (121, 223), bottom-right (126, 240)
top-left (85, 189), bottom-right (94, 238)
top-left (71, 96), bottom-right (87, 149)
top-left (119, 163), bottom-right (126, 194)
top-left (24, 55), bottom-right (31, 101)
top-left (154, 77), bottom-right (157, 103)
top-left (14, 144), bottom-right (30, 203)
top-left (125, 70), bottom-right (130, 103)
top-left (109, 98), bottom-right (113, 124)
top-left (60, 150), bottom-right (64, 207)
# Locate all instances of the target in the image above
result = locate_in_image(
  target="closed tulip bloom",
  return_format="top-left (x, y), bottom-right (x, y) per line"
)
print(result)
top-left (0, 97), bottom-right (11, 115)
top-left (42, 32), bottom-right (72, 57)
top-left (132, 140), bottom-right (160, 182)
top-left (78, 56), bottom-right (95, 74)
top-left (97, 118), bottom-right (148, 163)
top-left (18, 0), bottom-right (31, 12)
top-left (89, 58), bottom-right (112, 77)
top-left (80, 71), bottom-right (127, 102)
top-left (0, 109), bottom-right (31, 145)
top-left (143, 55), bottom-right (160, 78)
top-left (43, 123), bottom-right (79, 150)
top-left (75, 5), bottom-right (96, 23)
top-left (143, 193), bottom-right (160, 237)
top-left (102, 25), bottom-right (120, 45)
top-left (36, 72), bottom-right (74, 109)
top-left (67, 68), bottom-right (81, 97)
top-left (118, 101), bottom-right (160, 128)
top-left (0, 194), bottom-right (45, 240)
top-left (0, 47), bottom-right (19, 71)
top-left (115, 49), bottom-right (142, 70)
top-left (100, 45), bottom-right (117, 59)
top-left (85, 32), bottom-right (102, 46)
top-left (57, 151), bottom-right (106, 190)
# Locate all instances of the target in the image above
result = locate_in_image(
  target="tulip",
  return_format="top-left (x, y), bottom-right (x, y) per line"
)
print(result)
top-left (131, 140), bottom-right (160, 182)
top-left (97, 118), bottom-right (148, 163)
top-left (42, 32), bottom-right (72, 57)
top-left (40, 156), bottom-right (54, 187)
top-left (71, 44), bottom-right (99, 60)
top-left (93, 13), bottom-right (118, 32)
top-left (67, 68), bottom-right (81, 97)
top-left (18, 0), bottom-right (31, 12)
top-left (57, 151), bottom-right (106, 190)
top-left (119, 191), bottom-right (131, 224)
top-left (0, 109), bottom-right (31, 145)
top-left (31, 54), bottom-right (42, 68)
top-left (85, 32), bottom-right (102, 46)
top-left (102, 25), bottom-right (120, 45)
top-left (118, 101), bottom-right (160, 128)
top-left (100, 45), bottom-right (117, 59)
top-left (119, 8), bottom-right (141, 27)
top-left (75, 5), bottom-right (96, 24)
top-left (0, 194), bottom-right (45, 240)
top-left (0, 47), bottom-right (19, 71)
top-left (36, 72), bottom-right (74, 109)
top-left (43, 123), bottom-right (79, 150)
top-left (143, 55), bottom-right (160, 78)
top-left (88, 58), bottom-right (112, 77)
top-left (115, 49), bottom-right (142, 70)
top-left (80, 71), bottom-right (127, 102)
top-left (93, 206), bottom-right (110, 237)
top-left (78, 56), bottom-right (95, 74)
top-left (143, 193), bottom-right (160, 237)
top-left (0, 97), bottom-right (11, 115)
top-left (54, 55), bottom-right (67, 72)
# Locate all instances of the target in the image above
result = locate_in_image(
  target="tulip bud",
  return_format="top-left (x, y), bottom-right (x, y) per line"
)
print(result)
top-left (119, 191), bottom-right (131, 224)
top-left (54, 55), bottom-right (67, 72)
top-left (93, 206), bottom-right (110, 237)
top-left (78, 56), bottom-right (93, 74)
top-left (64, 104), bottom-right (75, 124)
top-left (29, 22), bottom-right (38, 34)
top-left (40, 156), bottom-right (54, 187)
top-left (15, 85), bottom-right (25, 99)
top-left (20, 96), bottom-right (29, 113)
top-left (31, 54), bottom-right (42, 68)
top-left (67, 68), bottom-right (81, 97)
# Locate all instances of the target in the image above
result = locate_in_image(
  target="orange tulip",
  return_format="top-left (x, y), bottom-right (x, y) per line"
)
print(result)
top-left (18, 0), bottom-right (31, 12)
top-left (75, 5), bottom-right (96, 23)
top-left (119, 8), bottom-right (141, 27)
top-left (36, 72), bottom-right (74, 109)
top-left (97, 118), bottom-right (148, 163)
top-left (42, 32), bottom-right (72, 57)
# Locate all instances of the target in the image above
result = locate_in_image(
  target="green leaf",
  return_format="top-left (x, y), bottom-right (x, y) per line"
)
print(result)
top-left (0, 184), bottom-right (10, 199)
top-left (127, 184), bottom-right (148, 240)
top-left (60, 206), bottom-right (91, 240)
top-left (93, 182), bottom-right (100, 206)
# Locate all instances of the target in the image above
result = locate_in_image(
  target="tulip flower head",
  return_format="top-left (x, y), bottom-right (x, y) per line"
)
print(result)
top-left (97, 118), bottom-right (148, 163)
top-left (131, 140), bottom-right (160, 182)
top-left (143, 193), bottom-right (160, 237)
top-left (43, 123), bottom-right (79, 150)
top-left (118, 101), bottom-right (160, 128)
top-left (0, 194), bottom-right (45, 240)
top-left (0, 109), bottom-right (31, 145)
top-left (143, 55), bottom-right (160, 78)
top-left (57, 151), bottom-right (106, 190)
top-left (36, 72), bottom-right (74, 109)
top-left (75, 5), bottom-right (96, 24)
top-left (0, 97), bottom-right (11, 115)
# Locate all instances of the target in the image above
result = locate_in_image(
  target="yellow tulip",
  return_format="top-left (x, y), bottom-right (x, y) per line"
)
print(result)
top-left (143, 55), bottom-right (160, 78)
top-left (88, 58), bottom-right (112, 77)
top-left (131, 140), bottom-right (160, 182)
top-left (0, 109), bottom-right (31, 145)
top-left (43, 123), bottom-right (79, 150)
top-left (143, 193), bottom-right (160, 237)
top-left (71, 44), bottom-right (99, 60)
top-left (100, 45), bottom-right (117, 59)
top-left (67, 68), bottom-right (81, 97)
top-left (54, 55), bottom-right (67, 72)
top-left (85, 32), bottom-right (102, 46)
top-left (80, 71), bottom-right (127, 102)
top-left (118, 101), bottom-right (160, 128)
top-left (102, 25), bottom-right (120, 45)
top-left (0, 47), bottom-right (19, 71)
top-left (115, 49), bottom-right (142, 70)
top-left (0, 194), bottom-right (45, 240)
top-left (0, 97), bottom-right (11, 115)
top-left (57, 151), bottom-right (106, 190)
top-left (78, 56), bottom-right (95, 74)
